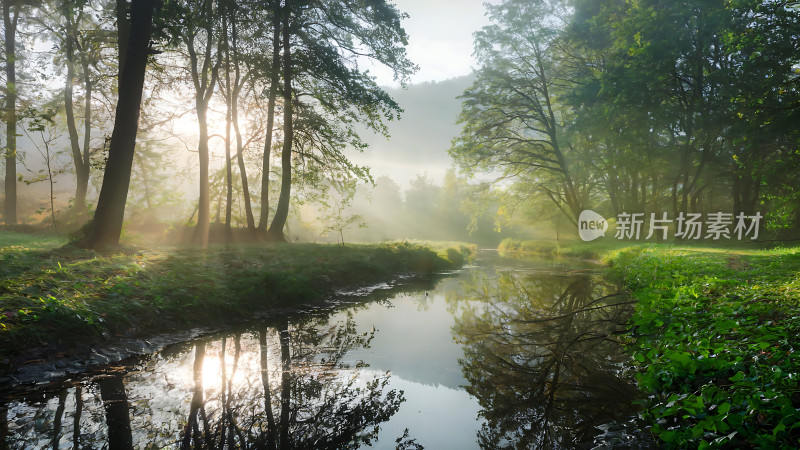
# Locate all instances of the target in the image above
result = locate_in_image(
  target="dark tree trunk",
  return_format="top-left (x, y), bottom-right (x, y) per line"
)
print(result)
top-left (73, 387), bottom-right (83, 449)
top-left (116, 0), bottom-right (129, 80)
top-left (2, 0), bottom-right (18, 225)
top-left (0, 403), bottom-right (6, 450)
top-left (258, 0), bottom-right (282, 233)
top-left (52, 390), bottom-right (67, 449)
top-left (98, 374), bottom-right (133, 450)
top-left (268, 6), bottom-right (293, 241)
top-left (83, 0), bottom-right (155, 249)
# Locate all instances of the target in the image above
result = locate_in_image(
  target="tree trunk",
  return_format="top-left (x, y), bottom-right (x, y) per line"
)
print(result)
top-left (234, 103), bottom-right (255, 230)
top-left (197, 105), bottom-right (211, 245)
top-left (83, 0), bottom-right (156, 249)
top-left (98, 374), bottom-right (133, 450)
top-left (133, 151), bottom-right (152, 209)
top-left (258, 0), bottom-right (282, 233)
top-left (79, 47), bottom-right (93, 211)
top-left (231, 17), bottom-right (255, 230)
top-left (259, 329), bottom-right (277, 448)
top-left (183, 343), bottom-right (206, 449)
top-left (223, 8), bottom-right (233, 229)
top-left (2, 0), bottom-right (18, 225)
top-left (0, 403), bottom-right (7, 448)
top-left (278, 319), bottom-right (291, 449)
top-left (268, 6), bottom-right (293, 241)
top-left (72, 387), bottom-right (83, 449)
top-left (52, 390), bottom-right (67, 449)
top-left (116, 0), bottom-right (129, 80)
top-left (64, 13), bottom-right (90, 213)
top-left (188, 0), bottom-right (219, 247)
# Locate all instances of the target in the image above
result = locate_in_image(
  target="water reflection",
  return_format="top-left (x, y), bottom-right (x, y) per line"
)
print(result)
top-left (452, 270), bottom-right (643, 449)
top-left (1, 312), bottom-right (409, 448)
top-left (0, 255), bottom-right (648, 448)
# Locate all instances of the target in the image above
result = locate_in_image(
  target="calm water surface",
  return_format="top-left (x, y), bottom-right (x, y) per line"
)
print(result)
top-left (0, 252), bottom-right (651, 448)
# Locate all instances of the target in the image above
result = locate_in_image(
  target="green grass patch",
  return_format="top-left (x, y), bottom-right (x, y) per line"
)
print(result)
top-left (0, 231), bottom-right (67, 250)
top-left (498, 237), bottom-right (634, 259)
top-left (0, 234), bottom-right (469, 371)
top-left (607, 245), bottom-right (800, 448)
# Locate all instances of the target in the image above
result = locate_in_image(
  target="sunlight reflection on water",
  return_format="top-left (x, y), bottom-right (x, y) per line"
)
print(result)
top-left (1, 252), bottom-right (651, 449)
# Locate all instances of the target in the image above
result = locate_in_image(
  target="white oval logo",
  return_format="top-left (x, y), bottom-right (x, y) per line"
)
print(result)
top-left (578, 210), bottom-right (608, 241)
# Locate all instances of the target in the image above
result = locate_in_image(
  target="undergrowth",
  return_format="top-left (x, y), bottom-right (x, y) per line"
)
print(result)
top-left (607, 246), bottom-right (800, 448)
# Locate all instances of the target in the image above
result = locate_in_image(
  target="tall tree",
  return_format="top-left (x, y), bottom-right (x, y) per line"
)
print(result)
top-left (229, 9), bottom-right (255, 231)
top-left (2, 0), bottom-right (21, 224)
top-left (163, 0), bottom-right (220, 246)
top-left (267, 3), bottom-right (293, 240)
top-left (218, 0), bottom-right (255, 231)
top-left (82, 0), bottom-right (156, 249)
top-left (257, 0), bottom-right (281, 233)
top-left (452, 0), bottom-right (588, 226)
top-left (267, 0), bottom-right (416, 240)
top-left (61, 0), bottom-right (99, 214)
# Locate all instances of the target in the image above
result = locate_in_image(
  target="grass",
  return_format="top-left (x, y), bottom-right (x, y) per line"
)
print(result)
top-left (498, 237), bottom-right (636, 259)
top-left (0, 233), bottom-right (473, 372)
top-left (605, 244), bottom-right (800, 448)
top-left (0, 231), bottom-right (68, 250)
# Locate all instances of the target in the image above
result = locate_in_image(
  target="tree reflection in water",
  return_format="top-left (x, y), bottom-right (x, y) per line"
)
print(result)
top-left (178, 314), bottom-right (409, 449)
top-left (0, 311), bottom-right (413, 449)
top-left (453, 271), bottom-right (643, 449)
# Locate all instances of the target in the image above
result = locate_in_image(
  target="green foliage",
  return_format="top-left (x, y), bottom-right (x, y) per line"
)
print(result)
top-left (456, 0), bottom-right (800, 236)
top-left (609, 246), bottom-right (800, 448)
top-left (451, 0), bottom-right (591, 225)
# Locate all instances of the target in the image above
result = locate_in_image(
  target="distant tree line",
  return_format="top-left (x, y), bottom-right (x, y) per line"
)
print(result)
top-left (1, 0), bottom-right (415, 249)
top-left (299, 172), bottom-right (504, 245)
top-left (452, 0), bottom-right (800, 238)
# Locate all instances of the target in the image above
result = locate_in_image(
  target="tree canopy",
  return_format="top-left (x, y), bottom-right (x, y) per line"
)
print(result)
top-left (452, 0), bottom-right (800, 237)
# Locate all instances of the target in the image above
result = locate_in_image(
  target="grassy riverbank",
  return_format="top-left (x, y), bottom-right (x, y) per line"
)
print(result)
top-left (498, 237), bottom-right (629, 259)
top-left (0, 231), bottom-right (472, 371)
top-left (606, 245), bottom-right (800, 448)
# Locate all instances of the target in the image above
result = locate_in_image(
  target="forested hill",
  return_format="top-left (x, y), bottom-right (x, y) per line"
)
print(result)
top-left (353, 75), bottom-right (474, 187)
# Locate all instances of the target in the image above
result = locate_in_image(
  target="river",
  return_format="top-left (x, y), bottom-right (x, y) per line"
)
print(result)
top-left (0, 251), bottom-right (652, 448)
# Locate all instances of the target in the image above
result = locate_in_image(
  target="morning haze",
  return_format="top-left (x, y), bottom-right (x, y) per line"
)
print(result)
top-left (1, 0), bottom-right (799, 448)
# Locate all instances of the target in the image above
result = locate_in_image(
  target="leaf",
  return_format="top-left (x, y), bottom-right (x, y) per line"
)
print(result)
top-left (659, 429), bottom-right (678, 443)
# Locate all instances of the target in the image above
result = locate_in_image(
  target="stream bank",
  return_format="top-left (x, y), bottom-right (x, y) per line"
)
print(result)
top-left (0, 233), bottom-right (472, 374)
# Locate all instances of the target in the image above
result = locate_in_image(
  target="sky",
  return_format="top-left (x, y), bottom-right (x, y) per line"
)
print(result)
top-left (353, 1), bottom-right (496, 188)
top-left (366, 0), bottom-right (495, 87)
